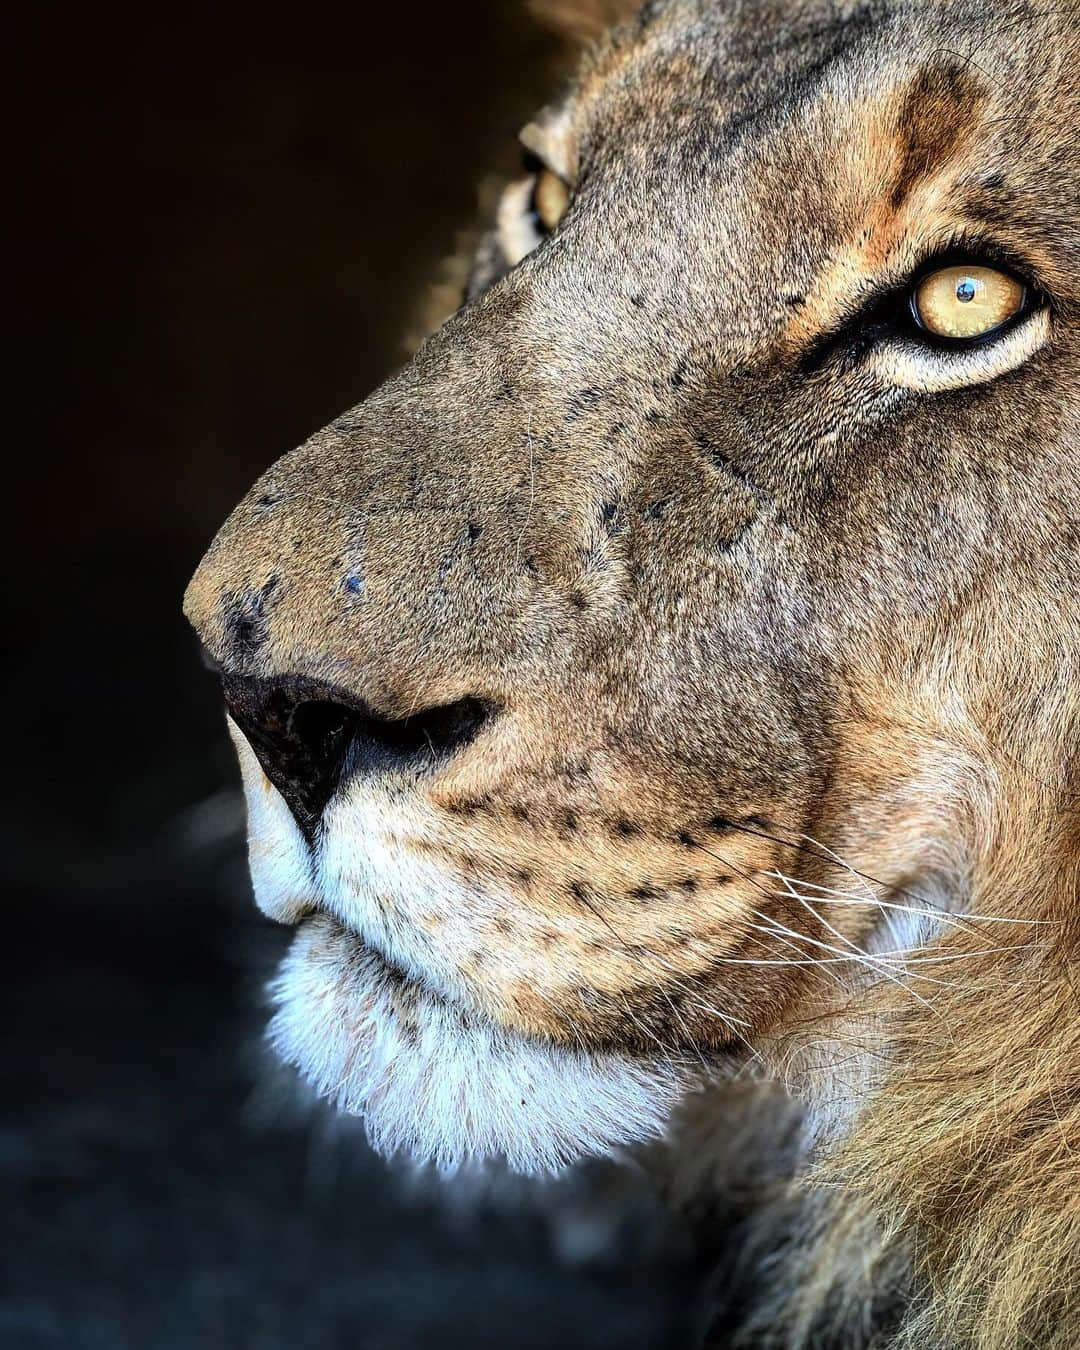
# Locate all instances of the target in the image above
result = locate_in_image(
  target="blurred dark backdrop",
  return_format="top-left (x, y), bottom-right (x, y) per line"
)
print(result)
top-left (5, 4), bottom-right (700, 1347)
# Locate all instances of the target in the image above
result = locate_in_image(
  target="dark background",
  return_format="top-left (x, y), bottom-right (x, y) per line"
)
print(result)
top-left (5, 4), bottom-right (703, 1347)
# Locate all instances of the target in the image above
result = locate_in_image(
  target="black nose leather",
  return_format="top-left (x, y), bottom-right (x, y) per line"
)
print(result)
top-left (222, 674), bottom-right (493, 842)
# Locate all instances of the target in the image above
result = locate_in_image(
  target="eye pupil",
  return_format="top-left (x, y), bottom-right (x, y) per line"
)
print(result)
top-left (955, 278), bottom-right (978, 303)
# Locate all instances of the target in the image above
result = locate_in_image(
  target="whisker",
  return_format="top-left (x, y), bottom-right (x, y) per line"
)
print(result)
top-left (570, 875), bottom-right (744, 1056)
top-left (763, 870), bottom-right (1049, 929)
top-left (747, 907), bottom-right (943, 1016)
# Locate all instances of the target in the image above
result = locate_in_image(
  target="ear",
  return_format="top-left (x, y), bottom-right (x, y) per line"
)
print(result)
top-left (529, 0), bottom-right (641, 43)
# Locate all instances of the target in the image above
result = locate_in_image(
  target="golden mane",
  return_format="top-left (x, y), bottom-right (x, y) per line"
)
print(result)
top-left (763, 726), bottom-right (1080, 1347)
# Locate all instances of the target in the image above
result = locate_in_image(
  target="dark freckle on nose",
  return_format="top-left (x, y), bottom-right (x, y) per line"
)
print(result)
top-left (614, 817), bottom-right (639, 838)
top-left (709, 815), bottom-right (735, 833)
top-left (630, 292), bottom-right (645, 309)
top-left (511, 803), bottom-right (530, 823)
top-left (743, 813), bottom-right (775, 832)
top-left (515, 868), bottom-right (533, 886)
top-left (220, 574), bottom-right (278, 662)
top-left (646, 498), bottom-right (668, 520)
top-left (677, 830), bottom-right (697, 848)
top-left (255, 493), bottom-right (281, 511)
top-left (568, 590), bottom-right (589, 612)
top-left (677, 876), bottom-right (698, 892)
top-left (569, 880), bottom-right (589, 905)
top-left (600, 501), bottom-right (618, 528)
top-left (467, 521), bottom-right (483, 543)
top-left (343, 568), bottom-right (365, 596)
top-left (562, 810), bottom-right (579, 835)
top-left (713, 873), bottom-right (734, 886)
top-left (631, 883), bottom-right (657, 902)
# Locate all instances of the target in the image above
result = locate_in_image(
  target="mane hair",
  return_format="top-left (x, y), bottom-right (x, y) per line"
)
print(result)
top-left (829, 846), bottom-right (1080, 1346)
top-left (743, 768), bottom-right (1080, 1346)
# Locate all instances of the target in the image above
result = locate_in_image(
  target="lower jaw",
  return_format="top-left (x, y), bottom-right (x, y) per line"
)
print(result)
top-left (268, 913), bottom-right (699, 1174)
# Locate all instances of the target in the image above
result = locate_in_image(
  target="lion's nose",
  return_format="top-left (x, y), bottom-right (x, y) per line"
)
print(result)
top-left (221, 673), bottom-right (494, 841)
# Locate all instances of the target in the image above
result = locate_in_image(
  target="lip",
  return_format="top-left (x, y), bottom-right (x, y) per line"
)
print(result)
top-left (299, 909), bottom-right (472, 1020)
top-left (303, 911), bottom-right (410, 983)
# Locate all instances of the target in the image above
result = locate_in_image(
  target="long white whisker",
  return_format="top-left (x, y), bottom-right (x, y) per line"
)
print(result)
top-left (797, 831), bottom-right (881, 906)
top-left (764, 869), bottom-right (1054, 928)
top-left (752, 910), bottom-right (954, 985)
top-left (771, 880), bottom-right (951, 1013)
top-left (749, 906), bottom-right (943, 1016)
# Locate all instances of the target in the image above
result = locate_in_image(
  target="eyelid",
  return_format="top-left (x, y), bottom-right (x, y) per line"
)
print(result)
top-left (871, 306), bottom-right (1051, 391)
top-left (519, 124), bottom-right (549, 165)
top-left (497, 177), bottom-right (545, 268)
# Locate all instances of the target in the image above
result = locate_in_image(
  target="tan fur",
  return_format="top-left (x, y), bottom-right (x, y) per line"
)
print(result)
top-left (185, 1), bottom-right (1079, 1343)
top-left (529, 0), bottom-right (641, 42)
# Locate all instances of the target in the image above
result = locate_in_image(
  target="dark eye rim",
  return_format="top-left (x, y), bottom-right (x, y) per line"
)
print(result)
top-left (801, 242), bottom-right (1047, 372)
top-left (904, 253), bottom-right (1035, 351)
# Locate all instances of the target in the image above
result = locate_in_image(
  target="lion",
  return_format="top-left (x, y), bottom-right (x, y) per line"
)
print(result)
top-left (183, 1), bottom-right (1079, 1345)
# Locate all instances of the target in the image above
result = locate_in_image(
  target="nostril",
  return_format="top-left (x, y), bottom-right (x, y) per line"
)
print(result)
top-left (223, 677), bottom-right (359, 843)
top-left (221, 674), bottom-right (495, 842)
top-left (350, 695), bottom-right (492, 770)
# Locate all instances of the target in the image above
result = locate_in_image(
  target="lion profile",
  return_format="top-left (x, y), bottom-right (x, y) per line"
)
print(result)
top-left (184, 1), bottom-right (1079, 1344)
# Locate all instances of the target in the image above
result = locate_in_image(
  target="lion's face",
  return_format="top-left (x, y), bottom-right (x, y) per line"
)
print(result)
top-left (184, 0), bottom-right (1079, 1171)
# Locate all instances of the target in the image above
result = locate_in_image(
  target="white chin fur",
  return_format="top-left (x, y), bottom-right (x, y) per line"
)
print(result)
top-left (269, 914), bottom-right (695, 1175)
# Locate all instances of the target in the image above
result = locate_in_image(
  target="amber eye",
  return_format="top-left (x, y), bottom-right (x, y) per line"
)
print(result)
top-left (532, 167), bottom-right (570, 233)
top-left (912, 264), bottom-right (1025, 340)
